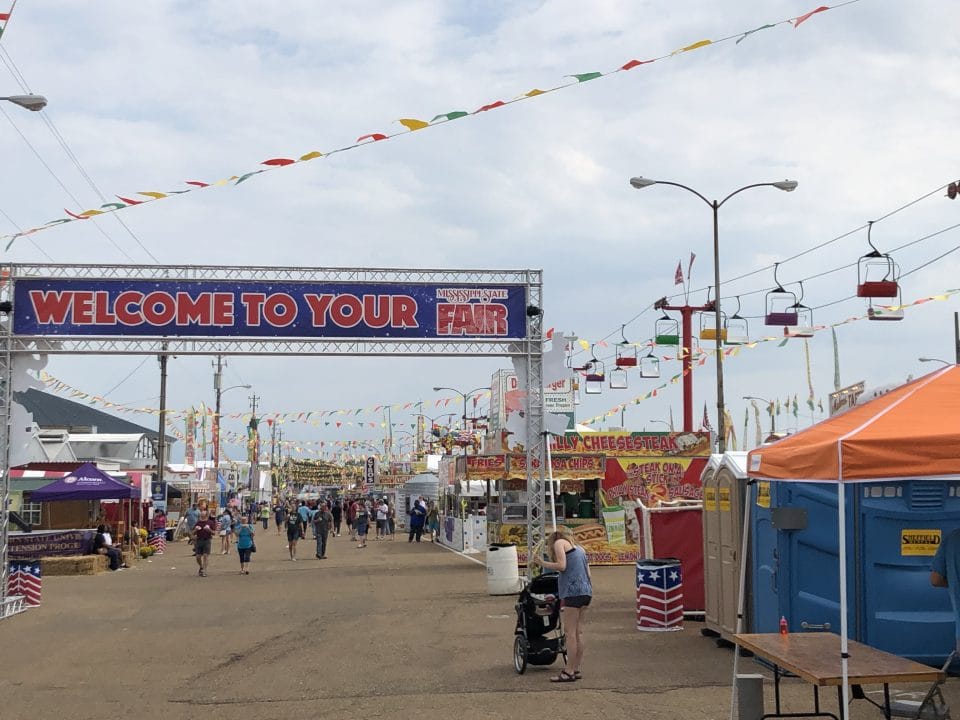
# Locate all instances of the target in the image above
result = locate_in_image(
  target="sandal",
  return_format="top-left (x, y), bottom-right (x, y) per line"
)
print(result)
top-left (549, 670), bottom-right (577, 683)
top-left (574, 671), bottom-right (583, 679)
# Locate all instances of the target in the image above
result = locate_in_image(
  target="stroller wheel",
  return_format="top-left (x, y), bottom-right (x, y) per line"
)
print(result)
top-left (513, 635), bottom-right (528, 674)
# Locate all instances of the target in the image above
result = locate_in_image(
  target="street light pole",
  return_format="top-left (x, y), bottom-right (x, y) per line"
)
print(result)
top-left (743, 395), bottom-right (776, 435)
top-left (212, 355), bottom-right (251, 484)
top-left (432, 386), bottom-right (487, 454)
top-left (630, 176), bottom-right (797, 453)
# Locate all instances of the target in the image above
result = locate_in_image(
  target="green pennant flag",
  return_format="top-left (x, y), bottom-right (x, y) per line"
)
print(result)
top-left (569, 72), bottom-right (602, 82)
top-left (431, 111), bottom-right (468, 122)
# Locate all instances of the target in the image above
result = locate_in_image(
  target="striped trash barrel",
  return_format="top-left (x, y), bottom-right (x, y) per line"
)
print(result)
top-left (148, 530), bottom-right (167, 555)
top-left (636, 559), bottom-right (683, 631)
top-left (8, 561), bottom-right (41, 607)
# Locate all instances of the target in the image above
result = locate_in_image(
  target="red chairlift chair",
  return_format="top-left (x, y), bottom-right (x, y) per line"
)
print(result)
top-left (615, 325), bottom-right (638, 367)
top-left (584, 345), bottom-right (605, 394)
top-left (857, 220), bottom-right (901, 298)
top-left (765, 264), bottom-right (799, 326)
top-left (724, 296), bottom-right (749, 345)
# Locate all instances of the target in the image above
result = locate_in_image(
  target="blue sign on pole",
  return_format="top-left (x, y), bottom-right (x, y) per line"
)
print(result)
top-left (13, 279), bottom-right (528, 339)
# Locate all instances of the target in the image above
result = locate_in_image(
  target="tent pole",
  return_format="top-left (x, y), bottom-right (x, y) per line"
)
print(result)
top-left (730, 475), bottom-right (755, 720)
top-left (544, 432), bottom-right (557, 532)
top-left (838, 481), bottom-right (850, 717)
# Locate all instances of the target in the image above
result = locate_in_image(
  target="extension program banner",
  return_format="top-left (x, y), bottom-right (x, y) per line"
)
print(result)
top-left (13, 279), bottom-right (528, 339)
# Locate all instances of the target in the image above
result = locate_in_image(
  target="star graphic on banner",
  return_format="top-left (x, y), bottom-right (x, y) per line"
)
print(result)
top-left (669, 570), bottom-right (679, 581)
top-left (637, 571), bottom-right (645, 581)
top-left (649, 570), bottom-right (659, 581)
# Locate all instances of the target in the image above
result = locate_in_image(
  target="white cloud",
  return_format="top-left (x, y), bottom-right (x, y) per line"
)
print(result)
top-left (2, 0), bottom-right (959, 456)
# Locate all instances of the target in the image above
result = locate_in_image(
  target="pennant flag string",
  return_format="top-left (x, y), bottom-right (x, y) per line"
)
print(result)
top-left (1, 2), bottom-right (860, 250)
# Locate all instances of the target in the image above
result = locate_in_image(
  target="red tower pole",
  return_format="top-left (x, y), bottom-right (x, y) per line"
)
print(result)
top-left (655, 298), bottom-right (715, 433)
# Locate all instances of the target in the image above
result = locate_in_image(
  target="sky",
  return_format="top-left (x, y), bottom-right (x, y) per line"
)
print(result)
top-left (1, 0), bottom-right (959, 463)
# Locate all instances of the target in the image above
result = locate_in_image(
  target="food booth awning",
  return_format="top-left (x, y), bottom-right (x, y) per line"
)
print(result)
top-left (30, 462), bottom-right (141, 501)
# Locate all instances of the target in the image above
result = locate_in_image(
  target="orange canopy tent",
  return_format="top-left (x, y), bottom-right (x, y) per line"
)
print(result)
top-left (747, 365), bottom-right (960, 482)
top-left (731, 365), bottom-right (960, 718)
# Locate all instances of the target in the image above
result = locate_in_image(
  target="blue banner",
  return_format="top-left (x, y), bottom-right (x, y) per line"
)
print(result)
top-left (13, 279), bottom-right (528, 339)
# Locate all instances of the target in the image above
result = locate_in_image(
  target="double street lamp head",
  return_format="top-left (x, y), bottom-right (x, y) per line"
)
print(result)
top-left (1, 94), bottom-right (47, 111)
top-left (629, 176), bottom-right (798, 193)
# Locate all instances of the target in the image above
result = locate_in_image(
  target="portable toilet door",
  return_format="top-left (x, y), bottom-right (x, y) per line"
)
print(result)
top-left (750, 478), bottom-right (781, 634)
top-left (716, 452), bottom-right (749, 638)
top-left (776, 481), bottom-right (856, 640)
top-left (857, 479), bottom-right (960, 666)
top-left (700, 454), bottom-right (724, 635)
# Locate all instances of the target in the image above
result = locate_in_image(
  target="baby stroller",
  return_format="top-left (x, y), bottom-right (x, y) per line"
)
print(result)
top-left (513, 571), bottom-right (567, 674)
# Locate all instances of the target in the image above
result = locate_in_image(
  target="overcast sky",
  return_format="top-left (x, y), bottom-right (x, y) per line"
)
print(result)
top-left (2, 0), bottom-right (958, 462)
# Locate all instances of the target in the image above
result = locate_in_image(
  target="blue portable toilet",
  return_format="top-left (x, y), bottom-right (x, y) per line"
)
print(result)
top-left (746, 367), bottom-right (960, 669)
top-left (750, 477), bottom-right (960, 666)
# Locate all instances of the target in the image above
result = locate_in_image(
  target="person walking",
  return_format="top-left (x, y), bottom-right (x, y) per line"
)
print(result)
top-left (426, 501), bottom-right (440, 543)
top-left (347, 498), bottom-right (358, 541)
top-left (531, 527), bottom-right (592, 683)
top-left (273, 502), bottom-right (285, 535)
top-left (297, 501), bottom-right (311, 540)
top-left (218, 507), bottom-right (233, 555)
top-left (387, 501), bottom-right (396, 540)
top-left (235, 514), bottom-right (256, 575)
top-left (355, 500), bottom-right (370, 549)
top-left (331, 498), bottom-right (343, 537)
top-left (285, 505), bottom-right (301, 561)
top-left (192, 508), bottom-right (217, 577)
top-left (185, 504), bottom-right (200, 546)
top-left (408, 498), bottom-right (427, 543)
top-left (313, 502), bottom-right (333, 559)
top-left (375, 498), bottom-right (389, 540)
top-left (259, 502), bottom-right (270, 530)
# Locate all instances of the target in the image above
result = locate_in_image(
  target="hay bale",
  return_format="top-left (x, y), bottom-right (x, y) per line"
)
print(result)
top-left (41, 554), bottom-right (109, 576)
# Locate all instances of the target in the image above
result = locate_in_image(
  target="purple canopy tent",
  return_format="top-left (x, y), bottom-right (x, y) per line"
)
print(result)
top-left (30, 462), bottom-right (140, 501)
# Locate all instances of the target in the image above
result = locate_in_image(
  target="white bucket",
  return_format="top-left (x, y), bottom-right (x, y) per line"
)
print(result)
top-left (486, 543), bottom-right (522, 595)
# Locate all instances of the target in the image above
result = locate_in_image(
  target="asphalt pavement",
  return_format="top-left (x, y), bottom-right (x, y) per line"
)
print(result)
top-left (1, 526), bottom-right (956, 720)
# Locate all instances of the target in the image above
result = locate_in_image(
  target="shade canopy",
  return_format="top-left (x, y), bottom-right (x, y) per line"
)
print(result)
top-left (748, 365), bottom-right (960, 482)
top-left (30, 462), bottom-right (141, 501)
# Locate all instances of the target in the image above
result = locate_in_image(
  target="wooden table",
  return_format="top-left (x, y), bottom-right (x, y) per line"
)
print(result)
top-left (733, 632), bottom-right (945, 720)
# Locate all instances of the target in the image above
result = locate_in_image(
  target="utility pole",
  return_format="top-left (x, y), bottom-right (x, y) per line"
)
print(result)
top-left (248, 392), bottom-right (260, 468)
top-left (212, 355), bottom-right (223, 482)
top-left (156, 341), bottom-right (169, 504)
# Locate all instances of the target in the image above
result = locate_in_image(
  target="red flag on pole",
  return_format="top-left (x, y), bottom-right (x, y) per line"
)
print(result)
top-left (674, 261), bottom-right (684, 285)
top-left (701, 402), bottom-right (713, 432)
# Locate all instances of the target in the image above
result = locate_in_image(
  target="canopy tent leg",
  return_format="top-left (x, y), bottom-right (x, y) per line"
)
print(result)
top-left (730, 476), bottom-right (755, 720)
top-left (838, 481), bottom-right (851, 718)
top-left (545, 431), bottom-right (557, 533)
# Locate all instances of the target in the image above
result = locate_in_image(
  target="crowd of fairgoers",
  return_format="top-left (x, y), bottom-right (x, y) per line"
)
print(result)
top-left (180, 495), bottom-right (441, 575)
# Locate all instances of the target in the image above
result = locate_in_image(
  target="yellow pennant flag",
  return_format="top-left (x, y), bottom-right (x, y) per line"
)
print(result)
top-left (399, 118), bottom-right (429, 131)
top-left (673, 39), bottom-right (712, 55)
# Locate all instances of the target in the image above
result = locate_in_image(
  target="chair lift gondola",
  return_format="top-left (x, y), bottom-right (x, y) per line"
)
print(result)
top-left (783, 282), bottom-right (815, 338)
top-left (698, 288), bottom-right (727, 343)
top-left (584, 345), bottom-right (605, 394)
top-left (655, 313), bottom-right (680, 346)
top-left (857, 220), bottom-right (900, 298)
top-left (724, 297), bottom-right (749, 345)
top-left (867, 286), bottom-right (905, 321)
top-left (765, 263), bottom-right (799, 326)
top-left (639, 348), bottom-right (661, 378)
top-left (615, 325), bottom-right (638, 367)
top-left (609, 366), bottom-right (628, 389)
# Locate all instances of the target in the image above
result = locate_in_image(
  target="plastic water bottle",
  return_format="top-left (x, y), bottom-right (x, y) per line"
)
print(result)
top-left (779, 616), bottom-right (789, 635)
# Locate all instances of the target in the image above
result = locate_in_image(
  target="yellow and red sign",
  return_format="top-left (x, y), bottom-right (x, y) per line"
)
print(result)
top-left (464, 454), bottom-right (507, 480)
top-left (602, 456), bottom-right (708, 504)
top-left (550, 431), bottom-right (711, 457)
top-left (508, 453), bottom-right (604, 479)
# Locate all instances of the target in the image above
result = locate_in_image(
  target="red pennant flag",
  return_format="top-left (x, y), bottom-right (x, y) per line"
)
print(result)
top-left (688, 252), bottom-right (696, 279)
top-left (793, 6), bottom-right (829, 27)
top-left (545, 328), bottom-right (555, 340)
top-left (674, 261), bottom-right (684, 285)
top-left (0, 13), bottom-right (10, 21)
top-left (621, 59), bottom-right (654, 71)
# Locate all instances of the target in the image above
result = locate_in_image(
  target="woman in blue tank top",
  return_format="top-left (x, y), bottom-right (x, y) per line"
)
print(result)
top-left (533, 527), bottom-right (592, 683)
